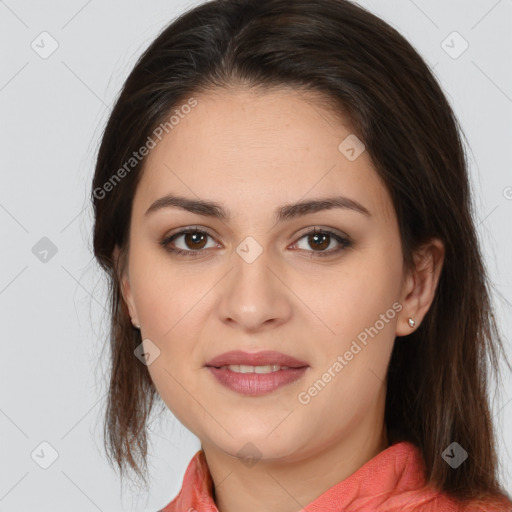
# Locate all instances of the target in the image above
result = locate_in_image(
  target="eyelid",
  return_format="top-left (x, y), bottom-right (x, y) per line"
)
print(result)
top-left (289, 226), bottom-right (352, 257)
top-left (163, 225), bottom-right (217, 240)
top-left (162, 226), bottom-right (220, 249)
top-left (160, 225), bottom-right (352, 256)
top-left (293, 225), bottom-right (351, 242)
top-left (163, 225), bottom-right (350, 242)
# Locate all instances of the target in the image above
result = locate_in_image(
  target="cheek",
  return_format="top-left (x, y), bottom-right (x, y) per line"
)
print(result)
top-left (134, 271), bottom-right (208, 431)
top-left (130, 247), bottom-right (214, 339)
top-left (290, 242), bottom-right (401, 411)
top-left (128, 260), bottom-right (208, 399)
top-left (298, 243), bottom-right (402, 343)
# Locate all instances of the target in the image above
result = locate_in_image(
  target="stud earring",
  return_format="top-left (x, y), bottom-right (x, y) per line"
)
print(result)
top-left (408, 317), bottom-right (415, 328)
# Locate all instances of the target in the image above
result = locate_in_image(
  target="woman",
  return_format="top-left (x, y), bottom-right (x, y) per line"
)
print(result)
top-left (91, 0), bottom-right (512, 510)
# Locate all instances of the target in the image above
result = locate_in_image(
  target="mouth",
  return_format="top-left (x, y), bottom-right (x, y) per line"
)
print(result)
top-left (214, 364), bottom-right (293, 373)
top-left (205, 350), bottom-right (309, 368)
top-left (205, 350), bottom-right (309, 396)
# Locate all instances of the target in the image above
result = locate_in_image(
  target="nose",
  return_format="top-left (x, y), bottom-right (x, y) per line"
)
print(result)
top-left (217, 244), bottom-right (293, 332)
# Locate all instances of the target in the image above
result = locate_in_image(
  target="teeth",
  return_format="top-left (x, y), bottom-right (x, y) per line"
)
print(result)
top-left (221, 364), bottom-right (291, 373)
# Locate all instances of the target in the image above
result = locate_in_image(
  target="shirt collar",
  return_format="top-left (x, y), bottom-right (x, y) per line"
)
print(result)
top-left (163, 441), bottom-right (456, 511)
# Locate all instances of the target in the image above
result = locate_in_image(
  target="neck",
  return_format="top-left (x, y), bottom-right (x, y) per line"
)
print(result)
top-left (201, 398), bottom-right (389, 512)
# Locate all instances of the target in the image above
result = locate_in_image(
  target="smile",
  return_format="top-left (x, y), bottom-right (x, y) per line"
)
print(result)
top-left (218, 364), bottom-right (290, 373)
top-left (207, 365), bottom-right (309, 396)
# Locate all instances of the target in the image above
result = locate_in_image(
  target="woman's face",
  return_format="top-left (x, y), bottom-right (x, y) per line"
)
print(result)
top-left (118, 87), bottom-right (423, 462)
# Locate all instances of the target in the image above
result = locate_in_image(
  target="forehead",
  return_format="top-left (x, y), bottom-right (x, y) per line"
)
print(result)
top-left (134, 87), bottom-right (395, 224)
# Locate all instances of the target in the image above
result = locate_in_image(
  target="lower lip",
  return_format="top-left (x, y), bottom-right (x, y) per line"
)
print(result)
top-left (207, 367), bottom-right (309, 396)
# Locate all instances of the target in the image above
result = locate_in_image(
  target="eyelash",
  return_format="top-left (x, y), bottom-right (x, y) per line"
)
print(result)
top-left (160, 227), bottom-right (352, 258)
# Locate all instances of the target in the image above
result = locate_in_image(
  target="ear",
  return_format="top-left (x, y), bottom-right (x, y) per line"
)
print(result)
top-left (113, 245), bottom-right (139, 328)
top-left (396, 237), bottom-right (445, 336)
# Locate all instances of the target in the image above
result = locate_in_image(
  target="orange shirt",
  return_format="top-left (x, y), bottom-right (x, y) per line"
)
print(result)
top-left (160, 441), bottom-right (512, 511)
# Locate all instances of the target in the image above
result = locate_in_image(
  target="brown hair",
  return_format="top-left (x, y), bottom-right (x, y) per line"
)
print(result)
top-left (91, 0), bottom-right (512, 504)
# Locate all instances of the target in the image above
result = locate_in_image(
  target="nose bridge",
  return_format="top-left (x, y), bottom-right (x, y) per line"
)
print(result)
top-left (218, 236), bottom-right (291, 329)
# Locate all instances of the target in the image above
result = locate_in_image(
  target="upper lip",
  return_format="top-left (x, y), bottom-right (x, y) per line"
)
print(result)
top-left (205, 350), bottom-right (309, 368)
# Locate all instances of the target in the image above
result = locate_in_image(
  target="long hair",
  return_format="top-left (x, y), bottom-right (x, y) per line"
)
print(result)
top-left (91, 0), bottom-right (512, 503)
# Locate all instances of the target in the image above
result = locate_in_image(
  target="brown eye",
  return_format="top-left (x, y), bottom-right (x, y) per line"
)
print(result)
top-left (183, 231), bottom-right (208, 250)
top-left (307, 232), bottom-right (331, 251)
top-left (293, 228), bottom-right (352, 257)
top-left (161, 228), bottom-right (218, 256)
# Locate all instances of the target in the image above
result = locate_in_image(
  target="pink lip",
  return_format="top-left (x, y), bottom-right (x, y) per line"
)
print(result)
top-left (205, 350), bottom-right (309, 368)
top-left (207, 367), bottom-right (309, 396)
top-left (205, 350), bottom-right (309, 396)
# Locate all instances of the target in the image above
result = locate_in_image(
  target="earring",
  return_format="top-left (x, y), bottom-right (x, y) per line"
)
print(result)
top-left (131, 319), bottom-right (141, 329)
top-left (408, 317), bottom-right (415, 328)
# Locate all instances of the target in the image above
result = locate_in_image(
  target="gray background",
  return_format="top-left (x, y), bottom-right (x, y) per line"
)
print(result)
top-left (0, 0), bottom-right (511, 510)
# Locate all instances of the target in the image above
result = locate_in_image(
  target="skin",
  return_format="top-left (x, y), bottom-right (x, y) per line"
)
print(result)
top-left (115, 87), bottom-right (444, 512)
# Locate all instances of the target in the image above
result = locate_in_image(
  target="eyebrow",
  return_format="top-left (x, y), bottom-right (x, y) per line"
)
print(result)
top-left (145, 193), bottom-right (371, 222)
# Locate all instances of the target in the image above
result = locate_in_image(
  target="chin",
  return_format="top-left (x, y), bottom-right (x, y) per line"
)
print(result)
top-left (203, 427), bottom-right (305, 464)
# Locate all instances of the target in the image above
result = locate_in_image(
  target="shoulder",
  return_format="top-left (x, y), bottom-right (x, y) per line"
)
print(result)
top-left (375, 478), bottom-right (512, 512)
top-left (403, 491), bottom-right (512, 512)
